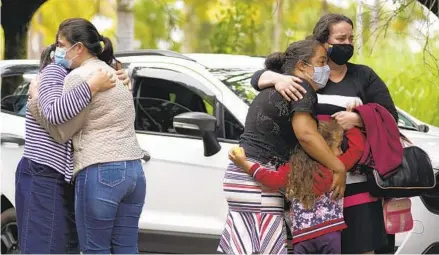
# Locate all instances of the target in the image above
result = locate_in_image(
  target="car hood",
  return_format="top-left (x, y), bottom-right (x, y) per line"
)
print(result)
top-left (401, 130), bottom-right (439, 170)
top-left (426, 124), bottom-right (439, 137)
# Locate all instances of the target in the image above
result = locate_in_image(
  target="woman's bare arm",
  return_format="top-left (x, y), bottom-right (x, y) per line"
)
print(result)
top-left (292, 112), bottom-right (346, 172)
top-left (250, 70), bottom-right (306, 101)
top-left (292, 112), bottom-right (346, 199)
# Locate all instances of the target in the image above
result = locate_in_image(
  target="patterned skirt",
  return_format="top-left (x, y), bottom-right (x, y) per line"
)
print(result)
top-left (218, 161), bottom-right (287, 255)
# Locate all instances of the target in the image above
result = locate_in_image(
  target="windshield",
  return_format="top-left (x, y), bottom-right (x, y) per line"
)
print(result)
top-left (210, 68), bottom-right (423, 132)
top-left (208, 68), bottom-right (259, 105)
top-left (397, 111), bottom-right (419, 131)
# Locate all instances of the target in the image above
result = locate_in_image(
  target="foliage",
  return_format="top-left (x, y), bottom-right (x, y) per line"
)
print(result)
top-left (352, 0), bottom-right (439, 125)
top-left (133, 0), bottom-right (182, 51)
top-left (354, 46), bottom-right (439, 125)
top-left (209, 1), bottom-right (259, 54)
top-left (29, 0), bottom-right (116, 46)
top-left (0, 0), bottom-right (438, 126)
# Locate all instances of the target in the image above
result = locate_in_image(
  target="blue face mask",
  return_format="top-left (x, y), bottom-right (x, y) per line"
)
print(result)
top-left (54, 44), bottom-right (77, 69)
top-left (305, 63), bottom-right (330, 89)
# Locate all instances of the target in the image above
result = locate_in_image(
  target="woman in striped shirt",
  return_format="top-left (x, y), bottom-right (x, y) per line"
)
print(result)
top-left (17, 44), bottom-right (129, 254)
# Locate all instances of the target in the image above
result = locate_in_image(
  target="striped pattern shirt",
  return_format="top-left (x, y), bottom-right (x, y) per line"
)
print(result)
top-left (23, 63), bottom-right (92, 182)
top-left (218, 160), bottom-right (287, 254)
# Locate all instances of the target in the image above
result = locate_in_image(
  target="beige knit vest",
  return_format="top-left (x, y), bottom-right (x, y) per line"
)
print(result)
top-left (63, 58), bottom-right (144, 174)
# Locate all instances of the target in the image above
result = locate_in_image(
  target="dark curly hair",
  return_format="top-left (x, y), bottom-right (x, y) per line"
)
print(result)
top-left (286, 120), bottom-right (344, 209)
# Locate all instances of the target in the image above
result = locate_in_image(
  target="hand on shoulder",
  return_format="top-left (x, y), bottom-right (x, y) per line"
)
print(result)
top-left (274, 75), bottom-right (307, 102)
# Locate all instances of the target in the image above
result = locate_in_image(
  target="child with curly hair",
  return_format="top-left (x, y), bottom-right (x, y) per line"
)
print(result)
top-left (228, 120), bottom-right (365, 254)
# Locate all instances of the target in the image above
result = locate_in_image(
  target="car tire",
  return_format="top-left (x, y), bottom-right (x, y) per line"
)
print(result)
top-left (1, 208), bottom-right (19, 254)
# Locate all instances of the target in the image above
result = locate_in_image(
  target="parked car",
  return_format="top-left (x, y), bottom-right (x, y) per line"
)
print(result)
top-left (396, 106), bottom-right (439, 137)
top-left (1, 52), bottom-right (438, 254)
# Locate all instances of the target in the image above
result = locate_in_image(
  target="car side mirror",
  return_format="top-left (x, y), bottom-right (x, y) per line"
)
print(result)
top-left (419, 124), bottom-right (430, 133)
top-left (173, 112), bottom-right (221, 157)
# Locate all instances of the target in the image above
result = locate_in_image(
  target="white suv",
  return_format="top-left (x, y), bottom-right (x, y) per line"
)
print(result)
top-left (1, 51), bottom-right (438, 254)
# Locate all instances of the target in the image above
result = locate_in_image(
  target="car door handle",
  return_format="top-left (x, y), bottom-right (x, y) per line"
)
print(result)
top-left (142, 150), bottom-right (151, 162)
top-left (1, 133), bottom-right (25, 146)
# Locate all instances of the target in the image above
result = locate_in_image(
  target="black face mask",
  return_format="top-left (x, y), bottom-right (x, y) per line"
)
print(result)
top-left (327, 44), bottom-right (354, 65)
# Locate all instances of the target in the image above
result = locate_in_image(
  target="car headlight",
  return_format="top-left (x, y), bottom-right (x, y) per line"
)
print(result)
top-left (421, 170), bottom-right (439, 215)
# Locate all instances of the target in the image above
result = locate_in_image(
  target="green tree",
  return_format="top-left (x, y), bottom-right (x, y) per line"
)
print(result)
top-left (209, 0), bottom-right (260, 54)
top-left (30, 0), bottom-right (116, 46)
top-left (351, 0), bottom-right (439, 125)
top-left (133, 0), bottom-right (180, 50)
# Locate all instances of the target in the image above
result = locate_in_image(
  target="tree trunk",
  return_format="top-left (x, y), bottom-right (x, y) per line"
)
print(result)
top-left (271, 0), bottom-right (283, 52)
top-left (370, 0), bottom-right (379, 36)
top-left (355, 0), bottom-right (363, 54)
top-left (27, 12), bottom-right (43, 59)
top-left (322, 0), bottom-right (328, 15)
top-left (181, 5), bottom-right (194, 53)
top-left (1, 0), bottom-right (47, 59)
top-left (116, 0), bottom-right (135, 51)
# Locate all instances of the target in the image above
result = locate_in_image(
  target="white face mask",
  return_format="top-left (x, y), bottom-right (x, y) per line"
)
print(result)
top-left (305, 63), bottom-right (330, 89)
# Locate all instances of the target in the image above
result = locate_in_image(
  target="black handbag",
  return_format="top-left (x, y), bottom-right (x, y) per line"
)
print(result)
top-left (365, 145), bottom-right (436, 198)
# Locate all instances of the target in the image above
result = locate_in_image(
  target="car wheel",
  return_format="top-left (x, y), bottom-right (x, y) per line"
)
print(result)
top-left (1, 208), bottom-right (19, 254)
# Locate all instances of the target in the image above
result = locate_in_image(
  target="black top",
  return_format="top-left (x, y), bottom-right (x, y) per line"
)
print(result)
top-left (251, 63), bottom-right (398, 121)
top-left (240, 80), bottom-right (317, 165)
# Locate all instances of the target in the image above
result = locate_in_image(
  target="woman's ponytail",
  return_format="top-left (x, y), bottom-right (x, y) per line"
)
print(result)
top-left (57, 19), bottom-right (121, 69)
top-left (268, 40), bottom-right (322, 75)
top-left (265, 52), bottom-right (286, 73)
top-left (113, 59), bottom-right (122, 71)
top-left (98, 35), bottom-right (116, 66)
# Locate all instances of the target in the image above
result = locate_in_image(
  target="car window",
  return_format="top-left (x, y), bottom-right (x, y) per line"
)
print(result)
top-left (1, 74), bottom-right (33, 116)
top-left (223, 107), bottom-right (244, 140)
top-left (208, 68), bottom-right (258, 140)
top-left (134, 71), bottom-right (215, 134)
top-left (209, 68), bottom-right (258, 105)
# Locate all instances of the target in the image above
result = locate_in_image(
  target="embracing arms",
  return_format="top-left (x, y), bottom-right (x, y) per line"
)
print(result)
top-left (28, 65), bottom-right (129, 143)
top-left (229, 126), bottom-right (365, 198)
top-left (251, 69), bottom-right (307, 101)
top-left (27, 72), bottom-right (95, 143)
top-left (36, 64), bottom-right (116, 125)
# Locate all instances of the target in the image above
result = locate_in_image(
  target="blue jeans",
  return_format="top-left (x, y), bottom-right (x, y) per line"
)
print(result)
top-left (15, 157), bottom-right (79, 254)
top-left (74, 159), bottom-right (146, 254)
